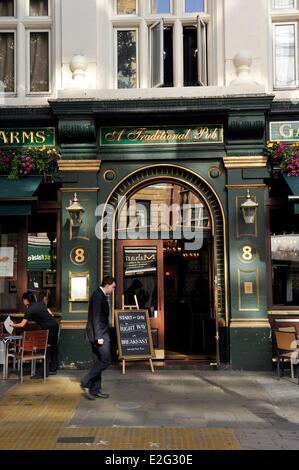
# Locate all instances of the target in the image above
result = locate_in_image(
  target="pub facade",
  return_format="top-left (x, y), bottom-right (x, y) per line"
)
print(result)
top-left (0, 0), bottom-right (299, 370)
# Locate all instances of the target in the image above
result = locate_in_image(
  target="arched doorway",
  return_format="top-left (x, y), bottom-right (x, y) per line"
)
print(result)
top-left (101, 165), bottom-right (227, 362)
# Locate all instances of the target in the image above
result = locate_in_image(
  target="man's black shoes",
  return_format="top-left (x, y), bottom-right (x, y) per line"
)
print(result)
top-left (94, 392), bottom-right (109, 399)
top-left (80, 384), bottom-right (96, 400)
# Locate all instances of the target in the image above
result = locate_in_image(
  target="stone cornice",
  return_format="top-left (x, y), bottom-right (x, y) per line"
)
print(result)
top-left (49, 95), bottom-right (274, 117)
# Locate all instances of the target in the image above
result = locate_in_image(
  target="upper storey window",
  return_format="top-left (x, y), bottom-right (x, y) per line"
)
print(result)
top-left (0, 0), bottom-right (14, 16)
top-left (29, 0), bottom-right (49, 16)
top-left (271, 0), bottom-right (299, 88)
top-left (185, 0), bottom-right (205, 13)
top-left (151, 0), bottom-right (171, 14)
top-left (117, 0), bottom-right (137, 15)
top-left (0, 0), bottom-right (51, 95)
top-left (272, 0), bottom-right (295, 8)
top-left (113, 0), bottom-right (210, 89)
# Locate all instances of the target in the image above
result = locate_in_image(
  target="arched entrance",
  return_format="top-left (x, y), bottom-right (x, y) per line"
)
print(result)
top-left (101, 165), bottom-right (227, 362)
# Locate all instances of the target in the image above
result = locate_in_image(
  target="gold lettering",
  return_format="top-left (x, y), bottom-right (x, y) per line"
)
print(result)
top-left (10, 131), bottom-right (20, 144)
top-left (35, 130), bottom-right (46, 144)
top-left (0, 131), bottom-right (8, 144)
top-left (279, 124), bottom-right (293, 139)
top-left (22, 131), bottom-right (34, 144)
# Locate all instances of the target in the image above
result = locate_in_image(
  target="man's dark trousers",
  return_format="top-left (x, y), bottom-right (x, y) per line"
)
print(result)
top-left (82, 341), bottom-right (111, 395)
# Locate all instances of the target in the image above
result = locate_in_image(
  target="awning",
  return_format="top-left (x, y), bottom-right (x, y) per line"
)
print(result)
top-left (282, 174), bottom-right (299, 214)
top-left (0, 176), bottom-right (43, 215)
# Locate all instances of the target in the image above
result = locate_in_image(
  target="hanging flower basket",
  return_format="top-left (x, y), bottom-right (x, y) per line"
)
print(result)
top-left (265, 141), bottom-right (299, 177)
top-left (0, 145), bottom-right (61, 180)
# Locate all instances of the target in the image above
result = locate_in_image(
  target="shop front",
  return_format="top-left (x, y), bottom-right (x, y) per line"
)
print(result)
top-left (51, 94), bottom-right (273, 370)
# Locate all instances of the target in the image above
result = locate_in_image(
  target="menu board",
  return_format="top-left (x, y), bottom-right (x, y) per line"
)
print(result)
top-left (114, 309), bottom-right (155, 360)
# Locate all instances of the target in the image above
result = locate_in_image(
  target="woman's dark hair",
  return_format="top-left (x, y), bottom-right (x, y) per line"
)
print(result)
top-left (22, 291), bottom-right (37, 304)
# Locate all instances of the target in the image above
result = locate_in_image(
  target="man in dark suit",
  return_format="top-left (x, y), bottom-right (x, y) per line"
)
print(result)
top-left (80, 276), bottom-right (116, 400)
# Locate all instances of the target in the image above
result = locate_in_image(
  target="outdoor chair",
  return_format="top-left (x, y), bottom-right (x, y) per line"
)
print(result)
top-left (274, 329), bottom-right (299, 383)
top-left (11, 330), bottom-right (49, 383)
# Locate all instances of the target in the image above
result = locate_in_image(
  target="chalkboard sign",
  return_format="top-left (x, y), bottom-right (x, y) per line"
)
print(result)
top-left (114, 309), bottom-right (155, 360)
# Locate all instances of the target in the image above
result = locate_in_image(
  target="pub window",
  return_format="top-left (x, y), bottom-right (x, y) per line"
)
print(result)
top-left (151, 0), bottom-right (172, 14)
top-left (185, 0), bottom-right (205, 13)
top-left (272, 0), bottom-right (295, 9)
top-left (29, 0), bottom-right (49, 16)
top-left (28, 213), bottom-right (57, 310)
top-left (0, 32), bottom-right (15, 93)
top-left (273, 23), bottom-right (297, 88)
top-left (270, 208), bottom-right (299, 306)
top-left (0, 219), bottom-right (19, 311)
top-left (116, 29), bottom-right (138, 88)
top-left (117, 0), bottom-right (136, 15)
top-left (0, 0), bottom-right (14, 16)
top-left (29, 31), bottom-right (50, 92)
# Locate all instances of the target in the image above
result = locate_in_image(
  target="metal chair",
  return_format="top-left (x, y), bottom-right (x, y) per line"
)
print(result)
top-left (274, 329), bottom-right (299, 383)
top-left (11, 330), bottom-right (49, 383)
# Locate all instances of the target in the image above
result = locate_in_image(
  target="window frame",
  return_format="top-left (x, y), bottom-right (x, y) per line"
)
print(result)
top-left (26, 28), bottom-right (51, 95)
top-left (150, 19), bottom-right (164, 87)
top-left (272, 21), bottom-right (298, 90)
top-left (114, 27), bottom-right (139, 89)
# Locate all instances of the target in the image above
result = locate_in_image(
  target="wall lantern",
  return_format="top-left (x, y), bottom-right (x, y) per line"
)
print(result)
top-left (240, 189), bottom-right (258, 224)
top-left (66, 193), bottom-right (85, 227)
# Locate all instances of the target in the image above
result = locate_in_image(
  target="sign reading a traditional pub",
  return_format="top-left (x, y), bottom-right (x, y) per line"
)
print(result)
top-left (270, 121), bottom-right (299, 142)
top-left (0, 128), bottom-right (55, 147)
top-left (100, 125), bottom-right (223, 146)
top-left (114, 310), bottom-right (155, 375)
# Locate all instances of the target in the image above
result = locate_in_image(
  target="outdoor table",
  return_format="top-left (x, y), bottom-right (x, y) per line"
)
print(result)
top-left (0, 334), bottom-right (23, 380)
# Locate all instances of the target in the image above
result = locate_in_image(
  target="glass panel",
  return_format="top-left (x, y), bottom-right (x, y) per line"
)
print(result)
top-left (274, 24), bottom-right (296, 88)
top-left (185, 0), bottom-right (205, 13)
top-left (117, 0), bottom-right (136, 14)
top-left (152, 0), bottom-right (171, 14)
top-left (0, 220), bottom-right (18, 311)
top-left (117, 182), bottom-right (210, 241)
top-left (151, 20), bottom-right (164, 87)
top-left (30, 31), bottom-right (49, 92)
top-left (30, 0), bottom-right (48, 16)
top-left (28, 228), bottom-right (57, 309)
top-left (123, 246), bottom-right (158, 318)
top-left (117, 30), bottom-right (137, 89)
top-left (0, 32), bottom-right (15, 93)
top-left (272, 0), bottom-right (295, 9)
top-left (0, 0), bottom-right (14, 16)
top-left (270, 209), bottom-right (299, 306)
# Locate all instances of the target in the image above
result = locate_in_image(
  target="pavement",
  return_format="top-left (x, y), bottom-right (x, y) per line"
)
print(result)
top-left (1, 362), bottom-right (299, 452)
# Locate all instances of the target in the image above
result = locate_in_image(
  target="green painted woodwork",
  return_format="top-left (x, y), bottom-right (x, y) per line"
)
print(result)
top-left (230, 328), bottom-right (272, 371)
top-left (59, 330), bottom-right (91, 369)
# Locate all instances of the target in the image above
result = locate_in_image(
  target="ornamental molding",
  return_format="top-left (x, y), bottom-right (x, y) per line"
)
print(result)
top-left (58, 160), bottom-right (101, 172)
top-left (223, 156), bottom-right (267, 169)
top-left (60, 320), bottom-right (87, 330)
top-left (230, 319), bottom-right (270, 328)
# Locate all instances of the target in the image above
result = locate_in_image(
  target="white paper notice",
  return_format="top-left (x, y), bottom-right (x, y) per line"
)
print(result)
top-left (4, 316), bottom-right (13, 335)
